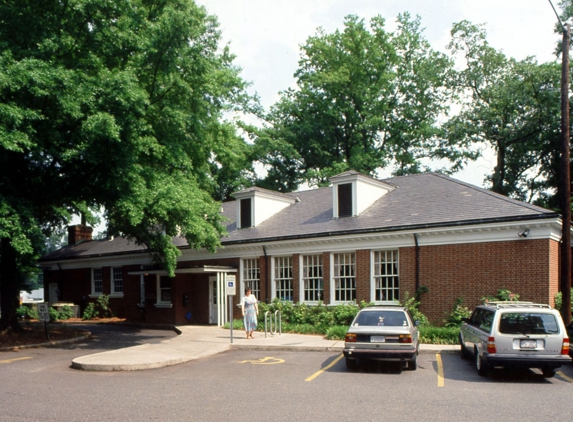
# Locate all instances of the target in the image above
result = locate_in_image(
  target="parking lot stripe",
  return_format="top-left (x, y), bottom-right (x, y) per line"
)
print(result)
top-left (436, 354), bottom-right (444, 387)
top-left (0, 357), bottom-right (32, 364)
top-left (305, 354), bottom-right (344, 382)
top-left (557, 371), bottom-right (573, 383)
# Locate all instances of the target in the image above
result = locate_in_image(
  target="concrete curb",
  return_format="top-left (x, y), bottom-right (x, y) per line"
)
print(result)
top-left (0, 331), bottom-right (92, 352)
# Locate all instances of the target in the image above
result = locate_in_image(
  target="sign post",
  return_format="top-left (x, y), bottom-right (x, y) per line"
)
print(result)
top-left (37, 303), bottom-right (50, 341)
top-left (226, 275), bottom-right (236, 343)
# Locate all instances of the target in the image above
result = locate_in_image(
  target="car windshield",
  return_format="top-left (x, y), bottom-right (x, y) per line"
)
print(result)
top-left (353, 311), bottom-right (408, 327)
top-left (498, 312), bottom-right (559, 335)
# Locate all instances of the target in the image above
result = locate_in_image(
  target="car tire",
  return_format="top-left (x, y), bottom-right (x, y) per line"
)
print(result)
top-left (346, 357), bottom-right (357, 370)
top-left (542, 368), bottom-right (556, 378)
top-left (475, 349), bottom-right (488, 377)
top-left (407, 355), bottom-right (417, 371)
top-left (459, 334), bottom-right (470, 360)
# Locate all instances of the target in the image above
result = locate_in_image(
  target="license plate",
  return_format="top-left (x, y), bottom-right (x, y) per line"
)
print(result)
top-left (371, 336), bottom-right (385, 343)
top-left (520, 339), bottom-right (537, 349)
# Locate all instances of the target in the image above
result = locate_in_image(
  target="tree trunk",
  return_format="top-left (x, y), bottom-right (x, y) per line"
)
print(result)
top-left (0, 237), bottom-right (23, 332)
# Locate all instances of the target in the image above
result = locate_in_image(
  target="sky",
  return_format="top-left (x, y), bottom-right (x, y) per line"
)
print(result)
top-left (196, 0), bottom-right (565, 185)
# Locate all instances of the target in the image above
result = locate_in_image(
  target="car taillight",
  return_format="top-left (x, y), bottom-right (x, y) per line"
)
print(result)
top-left (345, 333), bottom-right (357, 342)
top-left (399, 334), bottom-right (412, 343)
top-left (487, 336), bottom-right (496, 354)
top-left (562, 338), bottom-right (570, 355)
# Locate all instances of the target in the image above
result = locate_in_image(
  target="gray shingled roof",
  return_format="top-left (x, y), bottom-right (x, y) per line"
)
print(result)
top-left (40, 173), bottom-right (558, 261)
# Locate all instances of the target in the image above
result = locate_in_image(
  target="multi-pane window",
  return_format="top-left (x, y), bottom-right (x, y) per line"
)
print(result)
top-left (111, 267), bottom-right (123, 294)
top-left (373, 250), bottom-right (399, 301)
top-left (302, 255), bottom-right (323, 302)
top-left (92, 269), bottom-right (103, 295)
top-left (274, 256), bottom-right (293, 301)
top-left (158, 276), bottom-right (171, 303)
top-left (242, 258), bottom-right (260, 299)
top-left (333, 253), bottom-right (355, 302)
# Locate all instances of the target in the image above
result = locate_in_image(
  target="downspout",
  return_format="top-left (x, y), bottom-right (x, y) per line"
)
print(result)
top-left (413, 234), bottom-right (420, 296)
top-left (262, 245), bottom-right (269, 303)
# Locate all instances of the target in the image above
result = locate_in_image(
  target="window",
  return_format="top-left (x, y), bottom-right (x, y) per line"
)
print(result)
top-left (240, 198), bottom-right (252, 228)
top-left (333, 252), bottom-right (355, 302)
top-left (302, 255), bottom-right (323, 302)
top-left (274, 256), bottom-right (293, 301)
top-left (92, 269), bottom-right (103, 296)
top-left (111, 267), bottom-right (124, 295)
top-left (157, 276), bottom-right (172, 305)
top-left (373, 250), bottom-right (399, 301)
top-left (242, 258), bottom-right (260, 299)
top-left (338, 183), bottom-right (353, 217)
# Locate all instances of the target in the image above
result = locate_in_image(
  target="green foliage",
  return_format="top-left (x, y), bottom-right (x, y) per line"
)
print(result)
top-left (325, 325), bottom-right (349, 340)
top-left (82, 295), bottom-right (113, 320)
top-left (444, 297), bottom-right (472, 327)
top-left (0, 0), bottom-right (254, 328)
top-left (57, 305), bottom-right (74, 320)
top-left (248, 13), bottom-right (455, 191)
top-left (482, 289), bottom-right (520, 304)
top-left (48, 307), bottom-right (59, 322)
top-left (418, 326), bottom-right (460, 345)
top-left (399, 291), bottom-right (430, 327)
top-left (554, 289), bottom-right (573, 312)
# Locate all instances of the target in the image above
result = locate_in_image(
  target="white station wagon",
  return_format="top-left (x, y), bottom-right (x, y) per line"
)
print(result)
top-left (460, 302), bottom-right (571, 377)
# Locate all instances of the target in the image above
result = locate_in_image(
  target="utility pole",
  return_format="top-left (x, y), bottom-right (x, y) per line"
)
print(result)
top-left (560, 23), bottom-right (572, 325)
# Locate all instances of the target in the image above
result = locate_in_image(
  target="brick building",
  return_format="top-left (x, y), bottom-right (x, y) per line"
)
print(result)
top-left (39, 171), bottom-right (563, 325)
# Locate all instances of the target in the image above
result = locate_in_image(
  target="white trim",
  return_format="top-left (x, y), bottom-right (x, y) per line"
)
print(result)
top-left (91, 268), bottom-right (103, 296)
top-left (110, 267), bottom-right (124, 295)
top-left (330, 251), bottom-right (356, 304)
top-left (156, 275), bottom-right (172, 306)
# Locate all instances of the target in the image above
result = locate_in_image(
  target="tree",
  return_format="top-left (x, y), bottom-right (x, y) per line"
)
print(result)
top-left (446, 21), bottom-right (562, 202)
top-left (0, 0), bottom-right (253, 331)
top-left (247, 13), bottom-right (456, 191)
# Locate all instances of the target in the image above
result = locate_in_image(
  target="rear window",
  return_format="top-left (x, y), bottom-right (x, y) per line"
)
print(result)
top-left (498, 312), bottom-right (559, 335)
top-left (353, 311), bottom-right (408, 327)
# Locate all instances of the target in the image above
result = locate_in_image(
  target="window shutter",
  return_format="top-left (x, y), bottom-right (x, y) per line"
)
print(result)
top-left (240, 198), bottom-right (252, 228)
top-left (338, 183), bottom-right (353, 217)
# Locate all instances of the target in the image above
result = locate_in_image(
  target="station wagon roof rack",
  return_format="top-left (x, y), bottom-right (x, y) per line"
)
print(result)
top-left (483, 301), bottom-right (552, 309)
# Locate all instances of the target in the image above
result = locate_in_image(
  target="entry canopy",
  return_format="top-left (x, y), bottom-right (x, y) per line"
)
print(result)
top-left (128, 265), bottom-right (237, 276)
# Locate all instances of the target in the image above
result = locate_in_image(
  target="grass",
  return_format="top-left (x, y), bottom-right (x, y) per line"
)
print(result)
top-left (224, 320), bottom-right (461, 344)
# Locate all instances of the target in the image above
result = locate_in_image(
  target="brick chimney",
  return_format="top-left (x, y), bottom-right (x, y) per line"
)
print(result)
top-left (68, 225), bottom-right (93, 245)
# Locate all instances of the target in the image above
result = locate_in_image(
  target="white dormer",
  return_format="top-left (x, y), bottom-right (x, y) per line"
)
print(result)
top-left (234, 187), bottom-right (296, 228)
top-left (330, 171), bottom-right (395, 218)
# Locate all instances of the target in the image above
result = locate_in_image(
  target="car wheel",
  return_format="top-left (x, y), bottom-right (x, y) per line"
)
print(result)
top-left (542, 368), bottom-right (556, 378)
top-left (459, 334), bottom-right (470, 360)
top-left (407, 355), bottom-right (417, 371)
top-left (346, 357), bottom-right (357, 370)
top-left (475, 349), bottom-right (488, 377)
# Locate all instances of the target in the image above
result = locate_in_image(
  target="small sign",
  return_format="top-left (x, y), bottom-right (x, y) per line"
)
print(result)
top-left (37, 303), bottom-right (50, 322)
top-left (226, 275), bottom-right (236, 296)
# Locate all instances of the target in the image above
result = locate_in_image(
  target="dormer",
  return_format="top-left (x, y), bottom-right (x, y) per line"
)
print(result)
top-left (330, 171), bottom-right (395, 218)
top-left (234, 187), bottom-right (296, 228)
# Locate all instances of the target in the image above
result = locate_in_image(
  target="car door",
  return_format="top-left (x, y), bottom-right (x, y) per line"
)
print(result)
top-left (462, 308), bottom-right (488, 354)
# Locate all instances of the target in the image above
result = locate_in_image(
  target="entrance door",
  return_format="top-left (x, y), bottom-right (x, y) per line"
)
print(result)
top-left (209, 276), bottom-right (218, 325)
top-left (49, 283), bottom-right (59, 303)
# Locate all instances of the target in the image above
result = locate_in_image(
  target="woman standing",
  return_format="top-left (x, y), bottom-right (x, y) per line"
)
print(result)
top-left (242, 287), bottom-right (259, 339)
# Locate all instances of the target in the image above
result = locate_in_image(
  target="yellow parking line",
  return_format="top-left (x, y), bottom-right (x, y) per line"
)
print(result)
top-left (305, 354), bottom-right (344, 382)
top-left (557, 371), bottom-right (573, 383)
top-left (0, 357), bottom-right (32, 364)
top-left (436, 354), bottom-right (444, 387)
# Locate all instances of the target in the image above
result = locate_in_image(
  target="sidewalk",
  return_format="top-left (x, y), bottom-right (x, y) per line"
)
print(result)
top-left (71, 326), bottom-right (459, 371)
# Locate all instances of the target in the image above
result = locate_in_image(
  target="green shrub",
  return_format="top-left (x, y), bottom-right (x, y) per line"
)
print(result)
top-left (48, 307), bottom-right (59, 322)
top-left (325, 325), bottom-right (348, 340)
top-left (554, 289), bottom-right (573, 312)
top-left (445, 297), bottom-right (471, 327)
top-left (419, 326), bottom-right (459, 344)
top-left (58, 305), bottom-right (74, 320)
top-left (399, 291), bottom-right (429, 327)
top-left (82, 295), bottom-right (113, 320)
top-left (82, 303), bottom-right (97, 320)
top-left (16, 305), bottom-right (39, 320)
top-left (482, 288), bottom-right (520, 303)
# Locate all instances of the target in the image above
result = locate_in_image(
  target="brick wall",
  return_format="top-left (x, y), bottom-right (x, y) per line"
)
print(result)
top-left (400, 239), bottom-right (559, 324)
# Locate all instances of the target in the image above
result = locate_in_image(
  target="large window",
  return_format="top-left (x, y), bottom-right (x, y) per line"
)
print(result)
top-left (92, 268), bottom-right (103, 296)
top-left (274, 256), bottom-right (293, 301)
top-left (302, 255), bottom-right (323, 302)
top-left (333, 253), bottom-right (355, 302)
top-left (373, 250), bottom-right (399, 301)
top-left (242, 258), bottom-right (260, 299)
top-left (111, 267), bottom-right (124, 295)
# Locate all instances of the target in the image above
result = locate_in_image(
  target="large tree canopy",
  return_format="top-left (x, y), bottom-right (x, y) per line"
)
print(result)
top-left (0, 0), bottom-right (253, 330)
top-left (247, 13), bottom-right (457, 191)
top-left (446, 21), bottom-right (562, 203)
